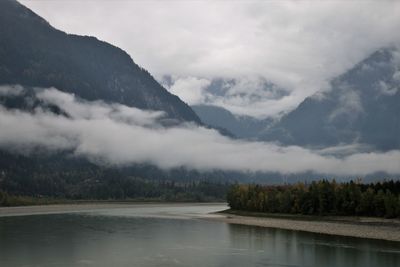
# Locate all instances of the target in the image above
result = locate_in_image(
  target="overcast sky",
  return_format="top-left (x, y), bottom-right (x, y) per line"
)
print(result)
top-left (20, 0), bottom-right (400, 118)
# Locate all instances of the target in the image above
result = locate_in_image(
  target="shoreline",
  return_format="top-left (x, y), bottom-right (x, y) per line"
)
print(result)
top-left (0, 202), bottom-right (225, 217)
top-left (207, 210), bottom-right (400, 242)
top-left (2, 203), bottom-right (400, 242)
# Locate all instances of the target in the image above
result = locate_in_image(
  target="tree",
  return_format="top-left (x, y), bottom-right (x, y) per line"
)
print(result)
top-left (226, 180), bottom-right (400, 218)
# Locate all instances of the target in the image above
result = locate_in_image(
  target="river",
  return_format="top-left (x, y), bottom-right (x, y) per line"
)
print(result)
top-left (0, 203), bottom-right (399, 267)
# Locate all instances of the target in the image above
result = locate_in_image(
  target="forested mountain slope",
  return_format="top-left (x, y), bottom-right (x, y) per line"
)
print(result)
top-left (0, 0), bottom-right (200, 123)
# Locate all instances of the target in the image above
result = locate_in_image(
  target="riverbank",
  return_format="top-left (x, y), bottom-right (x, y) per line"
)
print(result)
top-left (3, 204), bottom-right (400, 242)
top-left (209, 209), bottom-right (400, 242)
top-left (0, 191), bottom-right (226, 207)
top-left (0, 202), bottom-right (226, 217)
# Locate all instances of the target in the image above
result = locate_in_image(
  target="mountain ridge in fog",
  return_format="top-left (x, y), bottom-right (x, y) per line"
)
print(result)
top-left (0, 0), bottom-right (398, 198)
top-left (0, 0), bottom-right (200, 124)
top-left (264, 47), bottom-right (400, 150)
top-left (194, 48), bottom-right (400, 151)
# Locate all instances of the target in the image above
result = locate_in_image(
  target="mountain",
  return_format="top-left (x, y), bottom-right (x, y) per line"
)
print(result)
top-left (0, 0), bottom-right (225, 199)
top-left (192, 104), bottom-right (272, 140)
top-left (169, 76), bottom-right (287, 139)
top-left (0, 0), bottom-right (200, 123)
top-left (191, 48), bottom-right (400, 150)
top-left (263, 47), bottom-right (400, 150)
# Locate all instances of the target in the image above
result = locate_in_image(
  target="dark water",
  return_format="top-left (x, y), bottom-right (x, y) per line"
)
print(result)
top-left (0, 204), bottom-right (400, 267)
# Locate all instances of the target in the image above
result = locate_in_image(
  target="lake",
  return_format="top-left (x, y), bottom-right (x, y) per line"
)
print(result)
top-left (0, 203), bottom-right (399, 267)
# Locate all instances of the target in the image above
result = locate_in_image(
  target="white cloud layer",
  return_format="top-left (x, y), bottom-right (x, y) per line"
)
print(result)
top-left (167, 77), bottom-right (211, 105)
top-left (20, 0), bottom-right (400, 118)
top-left (1, 86), bottom-right (399, 176)
top-left (163, 76), bottom-right (298, 118)
top-left (0, 85), bottom-right (24, 96)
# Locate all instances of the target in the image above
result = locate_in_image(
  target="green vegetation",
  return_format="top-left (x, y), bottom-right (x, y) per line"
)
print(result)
top-left (227, 180), bottom-right (400, 218)
top-left (0, 191), bottom-right (66, 206)
top-left (0, 151), bottom-right (232, 206)
top-left (0, 178), bottom-right (229, 207)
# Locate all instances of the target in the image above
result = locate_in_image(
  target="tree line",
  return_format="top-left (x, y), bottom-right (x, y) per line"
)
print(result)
top-left (0, 176), bottom-right (229, 206)
top-left (0, 150), bottom-right (234, 206)
top-left (227, 180), bottom-right (400, 218)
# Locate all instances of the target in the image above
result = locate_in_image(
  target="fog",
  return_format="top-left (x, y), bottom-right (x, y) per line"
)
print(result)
top-left (20, 0), bottom-right (400, 118)
top-left (1, 86), bottom-right (399, 176)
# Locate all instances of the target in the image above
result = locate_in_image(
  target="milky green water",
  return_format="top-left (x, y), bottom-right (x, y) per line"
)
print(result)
top-left (0, 204), bottom-right (399, 267)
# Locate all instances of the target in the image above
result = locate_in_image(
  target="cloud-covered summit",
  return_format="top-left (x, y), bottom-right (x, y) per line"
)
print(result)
top-left (162, 76), bottom-right (290, 119)
top-left (20, 0), bottom-right (400, 118)
top-left (259, 47), bottom-right (400, 150)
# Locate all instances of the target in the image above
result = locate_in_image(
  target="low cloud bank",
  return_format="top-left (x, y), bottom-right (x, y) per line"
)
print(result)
top-left (0, 86), bottom-right (399, 176)
top-left (163, 76), bottom-right (295, 119)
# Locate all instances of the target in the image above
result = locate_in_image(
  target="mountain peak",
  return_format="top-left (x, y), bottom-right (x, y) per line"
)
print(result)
top-left (0, 0), bottom-right (201, 124)
top-left (262, 47), bottom-right (400, 150)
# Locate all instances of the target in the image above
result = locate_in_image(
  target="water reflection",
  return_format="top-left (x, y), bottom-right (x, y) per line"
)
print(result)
top-left (0, 205), bottom-right (399, 267)
top-left (227, 224), bottom-right (400, 267)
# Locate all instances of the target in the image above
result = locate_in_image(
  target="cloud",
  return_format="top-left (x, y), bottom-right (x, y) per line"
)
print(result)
top-left (36, 88), bottom-right (165, 126)
top-left (393, 70), bottom-right (400, 82)
top-left (1, 86), bottom-right (399, 176)
top-left (166, 77), bottom-right (211, 105)
top-left (20, 0), bottom-right (400, 118)
top-left (0, 84), bottom-right (24, 96)
top-left (163, 76), bottom-right (296, 119)
top-left (377, 80), bottom-right (398, 96)
top-left (329, 88), bottom-right (364, 121)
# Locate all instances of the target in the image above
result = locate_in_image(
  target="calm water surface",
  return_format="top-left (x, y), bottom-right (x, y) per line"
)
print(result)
top-left (0, 204), bottom-right (399, 267)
